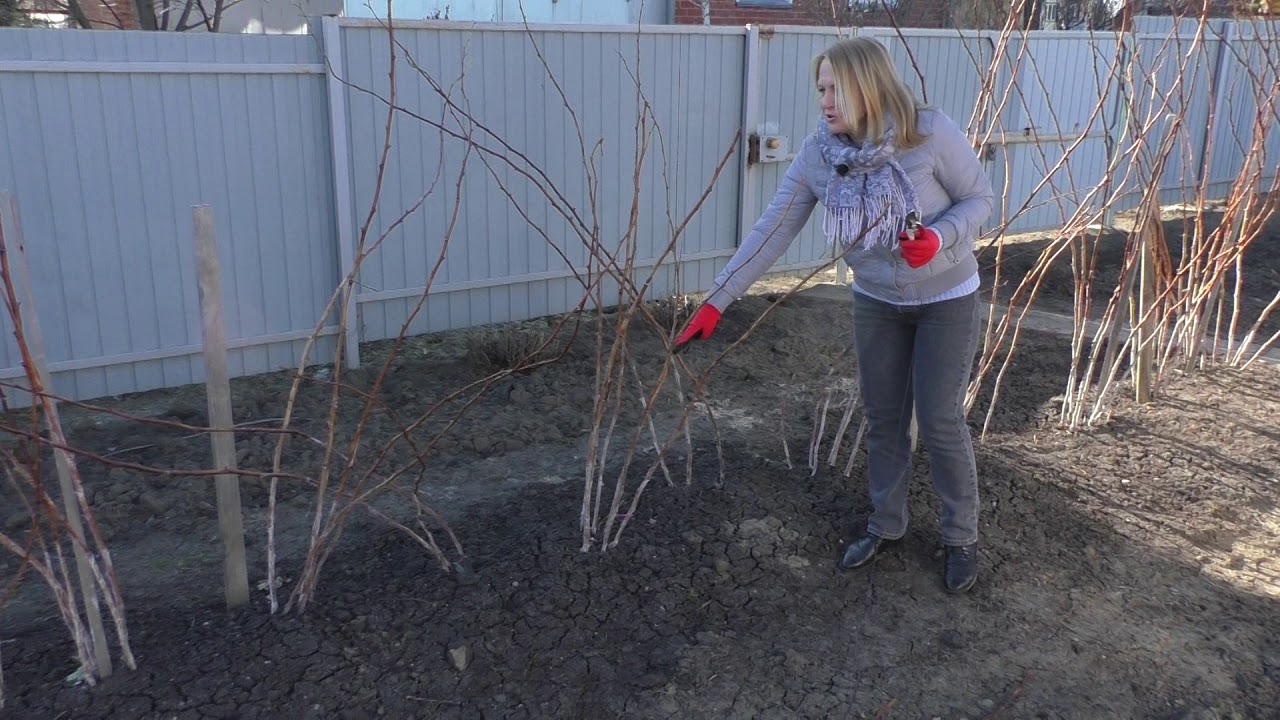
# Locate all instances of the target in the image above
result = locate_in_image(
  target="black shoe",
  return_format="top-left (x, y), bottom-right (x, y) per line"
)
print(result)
top-left (944, 543), bottom-right (978, 593)
top-left (839, 534), bottom-right (894, 570)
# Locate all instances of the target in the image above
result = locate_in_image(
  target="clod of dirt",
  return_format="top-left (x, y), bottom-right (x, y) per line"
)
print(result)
top-left (449, 644), bottom-right (471, 672)
top-left (160, 403), bottom-right (207, 426)
top-left (940, 630), bottom-right (966, 650)
top-left (5, 511), bottom-right (29, 532)
top-left (451, 559), bottom-right (477, 584)
top-left (139, 493), bottom-right (170, 517)
top-left (771, 337), bottom-right (804, 356)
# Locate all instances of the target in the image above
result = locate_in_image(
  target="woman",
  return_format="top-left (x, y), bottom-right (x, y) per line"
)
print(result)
top-left (672, 37), bottom-right (994, 594)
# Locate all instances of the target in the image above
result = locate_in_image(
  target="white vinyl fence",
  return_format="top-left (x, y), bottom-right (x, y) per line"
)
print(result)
top-left (0, 18), bottom-right (1276, 405)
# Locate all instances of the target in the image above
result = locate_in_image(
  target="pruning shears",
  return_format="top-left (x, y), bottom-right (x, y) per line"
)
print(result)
top-left (902, 211), bottom-right (922, 242)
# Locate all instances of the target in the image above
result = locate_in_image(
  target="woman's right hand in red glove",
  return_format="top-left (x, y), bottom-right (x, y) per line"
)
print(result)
top-left (671, 304), bottom-right (722, 353)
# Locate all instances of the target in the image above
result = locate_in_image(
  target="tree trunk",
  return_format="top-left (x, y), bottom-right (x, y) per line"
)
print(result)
top-left (1021, 0), bottom-right (1042, 29)
top-left (1, 0), bottom-right (26, 26)
top-left (134, 0), bottom-right (158, 29)
top-left (65, 0), bottom-right (95, 28)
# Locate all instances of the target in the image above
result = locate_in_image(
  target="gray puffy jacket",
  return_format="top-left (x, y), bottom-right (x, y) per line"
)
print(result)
top-left (705, 107), bottom-right (994, 309)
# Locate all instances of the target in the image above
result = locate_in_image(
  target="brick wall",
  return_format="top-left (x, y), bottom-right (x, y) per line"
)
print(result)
top-left (81, 0), bottom-right (138, 28)
top-left (673, 0), bottom-right (954, 29)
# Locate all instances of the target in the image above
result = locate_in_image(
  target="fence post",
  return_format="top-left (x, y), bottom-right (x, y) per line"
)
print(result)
top-left (1100, 31), bottom-right (1132, 230)
top-left (1196, 20), bottom-right (1235, 193)
top-left (322, 15), bottom-right (361, 369)
top-left (989, 31), bottom-right (1033, 234)
top-left (967, 33), bottom-right (1002, 229)
top-left (735, 24), bottom-right (760, 255)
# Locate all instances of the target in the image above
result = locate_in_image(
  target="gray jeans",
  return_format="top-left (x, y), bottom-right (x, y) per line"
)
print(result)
top-left (852, 289), bottom-right (980, 546)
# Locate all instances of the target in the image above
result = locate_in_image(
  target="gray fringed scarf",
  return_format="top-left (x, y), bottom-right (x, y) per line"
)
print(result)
top-left (816, 116), bottom-right (920, 251)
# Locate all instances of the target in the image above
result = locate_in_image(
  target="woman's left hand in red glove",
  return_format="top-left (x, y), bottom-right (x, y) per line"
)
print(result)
top-left (898, 227), bottom-right (940, 269)
top-left (672, 304), bottom-right (722, 353)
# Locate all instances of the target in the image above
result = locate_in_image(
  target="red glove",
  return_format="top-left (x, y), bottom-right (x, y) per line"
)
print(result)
top-left (672, 304), bottom-right (721, 353)
top-left (898, 227), bottom-right (941, 269)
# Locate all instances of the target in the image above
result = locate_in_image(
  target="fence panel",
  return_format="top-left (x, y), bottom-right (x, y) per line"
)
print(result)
top-left (335, 22), bottom-right (747, 342)
top-left (1205, 27), bottom-right (1280, 199)
top-left (0, 21), bottom-right (1277, 406)
top-left (0, 28), bottom-right (339, 405)
top-left (1113, 31), bottom-right (1223, 210)
top-left (993, 33), bottom-right (1121, 234)
top-left (861, 28), bottom-right (999, 131)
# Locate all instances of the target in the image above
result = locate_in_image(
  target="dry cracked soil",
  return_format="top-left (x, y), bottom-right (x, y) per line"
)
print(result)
top-left (1, 217), bottom-right (1279, 719)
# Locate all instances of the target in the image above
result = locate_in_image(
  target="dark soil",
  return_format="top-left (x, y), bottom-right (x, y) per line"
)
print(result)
top-left (1, 274), bottom-right (1278, 718)
top-left (976, 203), bottom-right (1280, 343)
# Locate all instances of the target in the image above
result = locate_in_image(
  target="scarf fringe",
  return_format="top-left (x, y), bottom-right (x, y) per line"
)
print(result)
top-left (823, 190), bottom-right (908, 251)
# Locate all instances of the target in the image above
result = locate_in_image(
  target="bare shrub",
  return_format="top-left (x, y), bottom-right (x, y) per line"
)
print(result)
top-left (648, 294), bottom-right (701, 333)
top-left (463, 327), bottom-right (559, 375)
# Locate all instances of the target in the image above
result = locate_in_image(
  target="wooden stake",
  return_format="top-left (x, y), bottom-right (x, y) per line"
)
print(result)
top-left (0, 192), bottom-right (112, 676)
top-left (1134, 214), bottom-right (1156, 404)
top-left (192, 205), bottom-right (250, 608)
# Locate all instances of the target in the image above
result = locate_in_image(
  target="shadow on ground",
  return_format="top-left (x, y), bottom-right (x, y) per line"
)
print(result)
top-left (5, 435), bottom-right (1276, 719)
top-left (976, 205), bottom-right (1280, 345)
top-left (2, 292), bottom-right (1277, 720)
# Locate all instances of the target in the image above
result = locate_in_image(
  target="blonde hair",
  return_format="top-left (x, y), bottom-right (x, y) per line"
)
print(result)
top-left (813, 37), bottom-right (924, 148)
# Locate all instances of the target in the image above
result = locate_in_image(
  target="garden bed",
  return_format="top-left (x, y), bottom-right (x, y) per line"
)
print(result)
top-left (1, 274), bottom-right (1277, 718)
